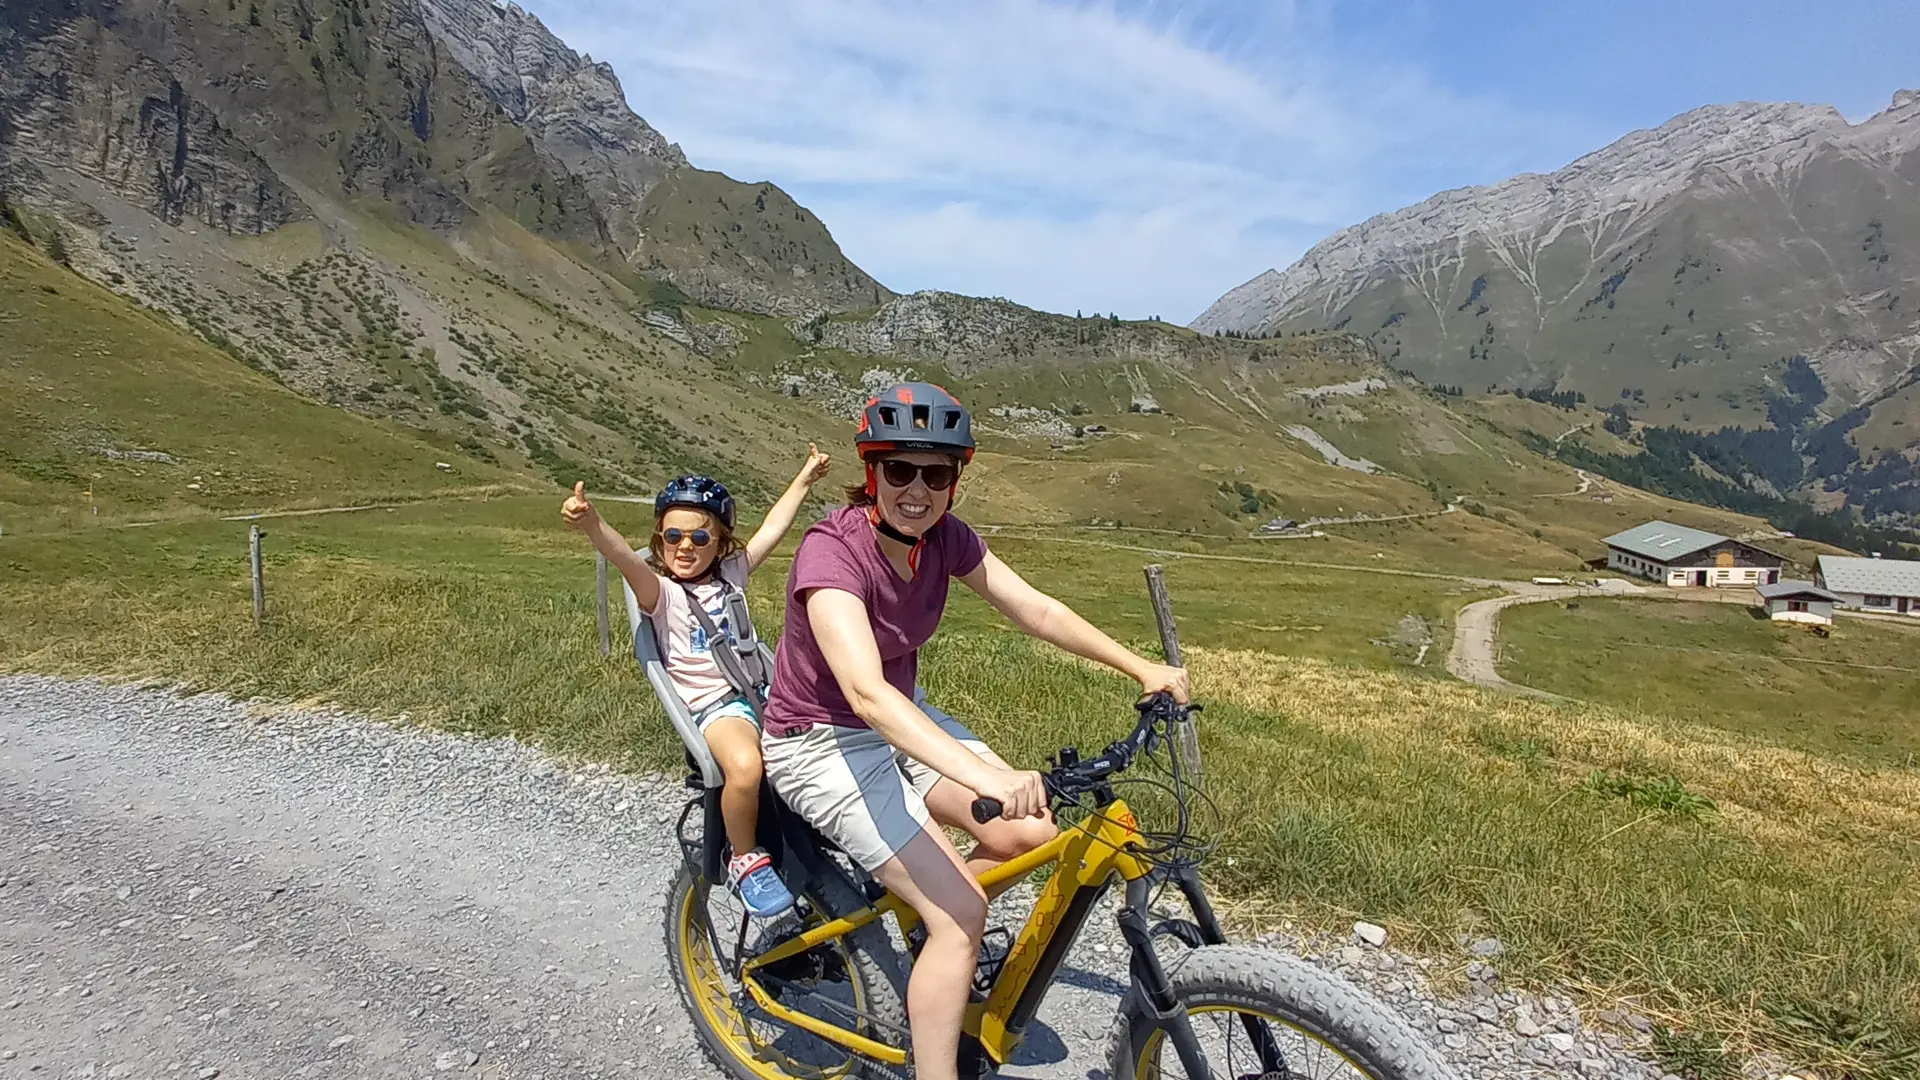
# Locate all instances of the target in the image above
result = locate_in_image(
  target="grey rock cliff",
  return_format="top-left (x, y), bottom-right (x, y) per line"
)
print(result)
top-left (0, 15), bottom-right (307, 233)
top-left (413, 0), bottom-right (685, 253)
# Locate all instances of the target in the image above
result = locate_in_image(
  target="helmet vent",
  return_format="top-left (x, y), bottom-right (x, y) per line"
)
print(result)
top-left (878, 405), bottom-right (899, 426)
top-left (941, 412), bottom-right (960, 429)
top-left (911, 403), bottom-right (931, 429)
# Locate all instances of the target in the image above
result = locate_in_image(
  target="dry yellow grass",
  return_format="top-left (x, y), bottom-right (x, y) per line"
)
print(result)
top-left (1189, 648), bottom-right (1920, 857)
top-left (1176, 647), bottom-right (1920, 1074)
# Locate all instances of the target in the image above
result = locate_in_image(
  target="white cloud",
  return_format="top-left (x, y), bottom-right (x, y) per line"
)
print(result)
top-left (531, 0), bottom-right (1586, 321)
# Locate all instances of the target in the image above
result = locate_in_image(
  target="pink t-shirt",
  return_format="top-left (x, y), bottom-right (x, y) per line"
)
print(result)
top-left (642, 552), bottom-right (753, 714)
top-left (763, 506), bottom-right (988, 737)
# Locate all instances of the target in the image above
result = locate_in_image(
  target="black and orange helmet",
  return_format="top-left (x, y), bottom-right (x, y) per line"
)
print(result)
top-left (854, 382), bottom-right (975, 463)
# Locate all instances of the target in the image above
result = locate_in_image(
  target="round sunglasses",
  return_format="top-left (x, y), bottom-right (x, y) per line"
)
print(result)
top-left (878, 459), bottom-right (959, 491)
top-left (661, 527), bottom-right (713, 548)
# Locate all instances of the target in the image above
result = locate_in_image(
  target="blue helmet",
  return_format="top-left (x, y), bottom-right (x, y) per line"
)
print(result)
top-left (654, 475), bottom-right (735, 529)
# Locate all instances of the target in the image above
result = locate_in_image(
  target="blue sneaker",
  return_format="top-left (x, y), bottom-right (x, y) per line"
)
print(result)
top-left (727, 848), bottom-right (795, 919)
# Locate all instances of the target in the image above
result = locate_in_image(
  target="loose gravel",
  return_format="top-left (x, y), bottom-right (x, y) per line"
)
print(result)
top-left (3, 674), bottom-right (1698, 1079)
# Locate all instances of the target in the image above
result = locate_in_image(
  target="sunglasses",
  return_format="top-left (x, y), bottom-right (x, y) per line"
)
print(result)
top-left (661, 527), bottom-right (713, 548)
top-left (878, 459), bottom-right (958, 491)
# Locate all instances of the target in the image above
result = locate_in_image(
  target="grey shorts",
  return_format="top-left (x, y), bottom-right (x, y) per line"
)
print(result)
top-left (760, 693), bottom-right (993, 873)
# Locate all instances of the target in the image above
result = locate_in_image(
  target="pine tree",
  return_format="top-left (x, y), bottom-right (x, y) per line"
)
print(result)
top-left (45, 228), bottom-right (70, 266)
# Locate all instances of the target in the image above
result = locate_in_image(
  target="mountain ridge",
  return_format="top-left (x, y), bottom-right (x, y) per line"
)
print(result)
top-left (1190, 89), bottom-right (1920, 526)
top-left (1194, 92), bottom-right (1919, 337)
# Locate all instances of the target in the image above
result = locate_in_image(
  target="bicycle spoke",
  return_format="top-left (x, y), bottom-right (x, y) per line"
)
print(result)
top-left (1140, 1005), bottom-right (1375, 1080)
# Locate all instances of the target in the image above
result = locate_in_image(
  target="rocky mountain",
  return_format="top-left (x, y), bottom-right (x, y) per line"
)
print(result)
top-left (0, 0), bottom-right (902, 504)
top-left (1196, 92), bottom-right (1920, 524)
top-left (0, 0), bottom-right (885, 317)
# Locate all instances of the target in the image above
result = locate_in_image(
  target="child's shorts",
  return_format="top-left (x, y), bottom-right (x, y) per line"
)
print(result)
top-left (695, 695), bottom-right (761, 733)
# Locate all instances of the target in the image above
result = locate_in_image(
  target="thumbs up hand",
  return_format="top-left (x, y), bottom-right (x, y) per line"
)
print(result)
top-left (561, 481), bottom-right (597, 530)
top-left (798, 442), bottom-right (832, 487)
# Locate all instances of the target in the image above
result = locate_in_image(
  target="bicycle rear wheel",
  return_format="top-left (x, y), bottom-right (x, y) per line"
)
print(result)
top-left (1107, 945), bottom-right (1460, 1080)
top-left (666, 862), bottom-right (908, 1080)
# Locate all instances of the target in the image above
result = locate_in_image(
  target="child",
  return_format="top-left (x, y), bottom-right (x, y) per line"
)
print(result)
top-left (562, 446), bottom-right (831, 917)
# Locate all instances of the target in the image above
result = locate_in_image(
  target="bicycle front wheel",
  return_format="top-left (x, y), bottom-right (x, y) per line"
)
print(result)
top-left (1106, 945), bottom-right (1461, 1080)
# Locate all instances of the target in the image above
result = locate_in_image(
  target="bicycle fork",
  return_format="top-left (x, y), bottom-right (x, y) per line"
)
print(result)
top-left (1118, 877), bottom-right (1214, 1078)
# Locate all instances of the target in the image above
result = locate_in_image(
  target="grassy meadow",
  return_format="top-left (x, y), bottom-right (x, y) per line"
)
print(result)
top-left (2, 495), bottom-right (1916, 1077)
top-left (1502, 597), bottom-right (1920, 767)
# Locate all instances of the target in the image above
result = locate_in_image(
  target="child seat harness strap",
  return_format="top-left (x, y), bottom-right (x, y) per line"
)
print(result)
top-left (679, 577), bottom-right (770, 709)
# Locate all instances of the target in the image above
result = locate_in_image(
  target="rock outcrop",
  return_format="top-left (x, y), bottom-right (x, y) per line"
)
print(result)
top-left (808, 289), bottom-right (1374, 375)
top-left (411, 0), bottom-right (887, 316)
top-left (413, 0), bottom-right (685, 244)
top-left (0, 12), bottom-right (308, 233)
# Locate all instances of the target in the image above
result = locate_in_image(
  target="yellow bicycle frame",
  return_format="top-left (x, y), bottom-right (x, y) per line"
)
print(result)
top-left (737, 799), bottom-right (1155, 1068)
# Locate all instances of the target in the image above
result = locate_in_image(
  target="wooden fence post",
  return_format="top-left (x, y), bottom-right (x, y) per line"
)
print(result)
top-left (1143, 564), bottom-right (1202, 784)
top-left (249, 525), bottom-right (266, 628)
top-left (596, 552), bottom-right (612, 657)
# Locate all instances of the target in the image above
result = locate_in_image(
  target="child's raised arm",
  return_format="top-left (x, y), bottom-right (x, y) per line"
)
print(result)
top-left (561, 481), bottom-right (663, 613)
top-left (744, 444), bottom-right (832, 572)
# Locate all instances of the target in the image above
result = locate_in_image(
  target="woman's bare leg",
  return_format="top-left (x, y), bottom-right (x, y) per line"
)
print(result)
top-left (922, 746), bottom-right (1060, 879)
top-left (868, 827), bottom-right (987, 1080)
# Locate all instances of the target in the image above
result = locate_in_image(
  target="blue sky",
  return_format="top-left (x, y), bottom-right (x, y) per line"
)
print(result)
top-left (528, 0), bottom-right (1918, 323)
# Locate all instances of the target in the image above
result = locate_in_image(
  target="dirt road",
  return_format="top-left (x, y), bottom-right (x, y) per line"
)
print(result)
top-left (0, 676), bottom-right (1150, 1080)
top-left (1446, 587), bottom-right (1599, 698)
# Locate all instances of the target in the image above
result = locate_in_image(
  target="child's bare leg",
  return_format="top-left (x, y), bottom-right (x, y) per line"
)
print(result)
top-left (702, 715), bottom-right (764, 856)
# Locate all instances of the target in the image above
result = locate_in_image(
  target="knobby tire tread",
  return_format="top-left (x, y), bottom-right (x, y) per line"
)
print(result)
top-left (1105, 944), bottom-right (1462, 1080)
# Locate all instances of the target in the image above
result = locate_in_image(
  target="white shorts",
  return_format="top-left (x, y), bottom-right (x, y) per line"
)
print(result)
top-left (760, 695), bottom-right (992, 872)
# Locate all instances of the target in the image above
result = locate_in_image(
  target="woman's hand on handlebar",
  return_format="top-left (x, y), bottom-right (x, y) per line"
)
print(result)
top-left (971, 766), bottom-right (1048, 821)
top-left (1134, 662), bottom-right (1191, 704)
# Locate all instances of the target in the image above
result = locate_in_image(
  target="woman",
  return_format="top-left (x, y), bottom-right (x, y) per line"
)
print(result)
top-left (760, 382), bottom-right (1189, 1080)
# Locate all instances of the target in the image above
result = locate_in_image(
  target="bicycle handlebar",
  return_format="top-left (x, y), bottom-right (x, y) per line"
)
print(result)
top-left (969, 692), bottom-right (1193, 824)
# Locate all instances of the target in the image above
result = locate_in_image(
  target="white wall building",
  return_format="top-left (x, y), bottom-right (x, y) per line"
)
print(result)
top-left (1602, 521), bottom-right (1784, 588)
top-left (1754, 581), bottom-right (1840, 625)
top-left (1815, 555), bottom-right (1920, 615)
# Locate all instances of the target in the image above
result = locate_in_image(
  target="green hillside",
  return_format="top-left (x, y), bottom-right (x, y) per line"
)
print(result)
top-left (0, 231), bottom-right (524, 530)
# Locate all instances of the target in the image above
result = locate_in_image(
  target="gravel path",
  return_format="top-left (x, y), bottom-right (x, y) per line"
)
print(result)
top-left (1445, 589), bottom-right (1587, 698)
top-left (3, 675), bottom-right (1687, 1080)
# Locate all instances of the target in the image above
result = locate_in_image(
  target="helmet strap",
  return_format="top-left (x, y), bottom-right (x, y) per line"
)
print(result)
top-left (866, 504), bottom-right (927, 574)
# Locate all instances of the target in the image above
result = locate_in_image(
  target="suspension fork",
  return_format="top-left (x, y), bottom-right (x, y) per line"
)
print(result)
top-left (1169, 866), bottom-right (1289, 1075)
top-left (1119, 877), bottom-right (1213, 1078)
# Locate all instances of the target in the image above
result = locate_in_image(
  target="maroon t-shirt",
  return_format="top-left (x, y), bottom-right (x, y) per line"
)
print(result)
top-left (763, 506), bottom-right (988, 737)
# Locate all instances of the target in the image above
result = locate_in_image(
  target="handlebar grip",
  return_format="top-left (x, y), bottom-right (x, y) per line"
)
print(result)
top-left (971, 798), bottom-right (1002, 824)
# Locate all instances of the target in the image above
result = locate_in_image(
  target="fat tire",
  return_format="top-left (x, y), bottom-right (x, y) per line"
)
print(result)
top-left (666, 862), bottom-right (910, 1080)
top-left (1105, 944), bottom-right (1462, 1080)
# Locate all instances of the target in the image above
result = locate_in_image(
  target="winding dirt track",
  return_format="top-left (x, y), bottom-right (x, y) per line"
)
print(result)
top-left (1444, 589), bottom-right (1592, 699)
